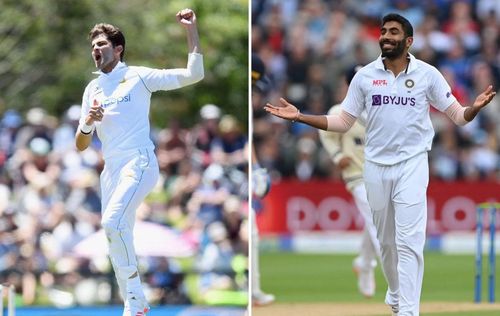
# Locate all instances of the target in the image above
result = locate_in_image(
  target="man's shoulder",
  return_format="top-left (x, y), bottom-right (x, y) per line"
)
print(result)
top-left (87, 77), bottom-right (99, 84)
top-left (84, 78), bottom-right (99, 91)
top-left (127, 65), bottom-right (158, 75)
top-left (127, 65), bottom-right (142, 71)
top-left (355, 61), bottom-right (380, 77)
top-left (412, 57), bottom-right (440, 74)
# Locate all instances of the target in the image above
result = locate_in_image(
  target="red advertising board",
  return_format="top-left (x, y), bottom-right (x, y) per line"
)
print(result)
top-left (256, 180), bottom-right (500, 234)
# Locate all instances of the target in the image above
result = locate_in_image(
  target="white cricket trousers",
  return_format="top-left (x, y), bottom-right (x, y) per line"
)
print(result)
top-left (364, 152), bottom-right (428, 316)
top-left (100, 148), bottom-right (159, 298)
top-left (351, 183), bottom-right (381, 268)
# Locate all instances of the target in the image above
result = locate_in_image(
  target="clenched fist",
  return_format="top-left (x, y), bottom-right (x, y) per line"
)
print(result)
top-left (176, 8), bottom-right (196, 26)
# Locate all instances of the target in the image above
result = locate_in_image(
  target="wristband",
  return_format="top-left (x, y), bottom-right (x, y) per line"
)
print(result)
top-left (80, 123), bottom-right (94, 135)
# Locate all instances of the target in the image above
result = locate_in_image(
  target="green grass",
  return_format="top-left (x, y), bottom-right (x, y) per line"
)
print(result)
top-left (261, 252), bottom-right (375, 302)
top-left (420, 312), bottom-right (500, 316)
top-left (259, 252), bottom-right (500, 315)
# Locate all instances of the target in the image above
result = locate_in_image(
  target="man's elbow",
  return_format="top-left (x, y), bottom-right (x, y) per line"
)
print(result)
top-left (192, 69), bottom-right (204, 83)
top-left (181, 70), bottom-right (204, 86)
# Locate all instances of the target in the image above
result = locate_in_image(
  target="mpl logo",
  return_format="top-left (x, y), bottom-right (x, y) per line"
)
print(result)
top-left (372, 79), bottom-right (387, 86)
top-left (372, 94), bottom-right (416, 106)
top-left (102, 94), bottom-right (131, 108)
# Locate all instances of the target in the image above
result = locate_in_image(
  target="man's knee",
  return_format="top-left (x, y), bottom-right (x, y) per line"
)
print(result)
top-left (115, 264), bottom-right (138, 280)
top-left (102, 217), bottom-right (121, 239)
top-left (397, 226), bottom-right (425, 243)
top-left (396, 230), bottom-right (425, 254)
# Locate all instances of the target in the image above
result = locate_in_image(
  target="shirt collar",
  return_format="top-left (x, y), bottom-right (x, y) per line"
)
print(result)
top-left (375, 53), bottom-right (418, 74)
top-left (92, 61), bottom-right (127, 75)
top-left (406, 53), bottom-right (418, 73)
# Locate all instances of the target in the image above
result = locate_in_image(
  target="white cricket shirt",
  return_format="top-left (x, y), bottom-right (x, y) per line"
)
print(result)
top-left (80, 54), bottom-right (203, 160)
top-left (341, 53), bottom-right (456, 165)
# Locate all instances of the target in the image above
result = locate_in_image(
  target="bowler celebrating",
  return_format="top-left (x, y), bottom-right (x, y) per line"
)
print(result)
top-left (265, 13), bottom-right (495, 316)
top-left (75, 8), bottom-right (203, 316)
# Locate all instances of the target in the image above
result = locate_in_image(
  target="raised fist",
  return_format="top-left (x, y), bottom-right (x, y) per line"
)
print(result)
top-left (176, 8), bottom-right (196, 26)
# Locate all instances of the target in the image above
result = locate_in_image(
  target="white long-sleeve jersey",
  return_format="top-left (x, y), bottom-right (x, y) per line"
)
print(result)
top-left (341, 53), bottom-right (456, 165)
top-left (80, 53), bottom-right (204, 160)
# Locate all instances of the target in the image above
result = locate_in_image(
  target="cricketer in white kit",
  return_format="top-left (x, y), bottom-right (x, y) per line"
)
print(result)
top-left (75, 9), bottom-right (203, 316)
top-left (264, 13), bottom-right (496, 316)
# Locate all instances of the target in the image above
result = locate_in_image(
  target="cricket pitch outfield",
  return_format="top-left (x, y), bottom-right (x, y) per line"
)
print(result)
top-left (257, 252), bottom-right (500, 316)
top-left (253, 302), bottom-right (500, 316)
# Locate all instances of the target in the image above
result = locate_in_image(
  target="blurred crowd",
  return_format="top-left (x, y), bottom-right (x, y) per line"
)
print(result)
top-left (252, 0), bottom-right (500, 182)
top-left (0, 103), bottom-right (248, 307)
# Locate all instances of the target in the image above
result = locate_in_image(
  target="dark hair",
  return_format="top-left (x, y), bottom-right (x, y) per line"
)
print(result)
top-left (88, 23), bottom-right (126, 61)
top-left (381, 13), bottom-right (413, 38)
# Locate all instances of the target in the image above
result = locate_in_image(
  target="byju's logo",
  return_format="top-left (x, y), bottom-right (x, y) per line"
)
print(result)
top-left (372, 94), bottom-right (416, 106)
top-left (372, 95), bottom-right (382, 106)
top-left (102, 94), bottom-right (131, 108)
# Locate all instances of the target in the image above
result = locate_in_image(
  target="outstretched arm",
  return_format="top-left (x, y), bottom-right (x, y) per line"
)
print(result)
top-left (464, 85), bottom-right (496, 121)
top-left (264, 98), bottom-right (356, 132)
top-left (445, 85), bottom-right (496, 125)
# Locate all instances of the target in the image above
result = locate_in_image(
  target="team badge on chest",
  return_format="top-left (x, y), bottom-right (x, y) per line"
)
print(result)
top-left (405, 79), bottom-right (415, 89)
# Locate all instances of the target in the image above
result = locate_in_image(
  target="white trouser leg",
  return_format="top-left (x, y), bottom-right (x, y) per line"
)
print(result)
top-left (100, 149), bottom-right (159, 294)
top-left (365, 153), bottom-right (428, 316)
top-left (393, 153), bottom-right (428, 316)
top-left (364, 161), bottom-right (399, 304)
top-left (351, 183), bottom-right (381, 267)
top-left (111, 260), bottom-right (128, 300)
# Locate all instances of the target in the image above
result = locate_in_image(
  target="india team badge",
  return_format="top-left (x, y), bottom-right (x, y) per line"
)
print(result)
top-left (405, 79), bottom-right (415, 89)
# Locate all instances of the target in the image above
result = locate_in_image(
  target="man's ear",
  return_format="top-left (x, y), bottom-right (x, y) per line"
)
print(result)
top-left (406, 37), bottom-right (413, 49)
top-left (115, 45), bottom-right (123, 55)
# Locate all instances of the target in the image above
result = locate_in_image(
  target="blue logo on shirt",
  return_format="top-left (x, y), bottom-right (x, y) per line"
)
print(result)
top-left (371, 94), bottom-right (416, 106)
top-left (372, 95), bottom-right (382, 106)
top-left (102, 94), bottom-right (131, 108)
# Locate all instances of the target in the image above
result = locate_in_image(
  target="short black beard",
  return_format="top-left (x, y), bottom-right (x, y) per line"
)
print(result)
top-left (380, 38), bottom-right (406, 59)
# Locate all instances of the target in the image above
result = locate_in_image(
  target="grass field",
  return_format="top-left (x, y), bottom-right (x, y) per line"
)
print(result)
top-left (253, 252), bottom-right (500, 316)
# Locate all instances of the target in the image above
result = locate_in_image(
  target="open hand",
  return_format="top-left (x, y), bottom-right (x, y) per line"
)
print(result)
top-left (264, 98), bottom-right (300, 121)
top-left (472, 85), bottom-right (496, 109)
top-left (176, 8), bottom-right (196, 26)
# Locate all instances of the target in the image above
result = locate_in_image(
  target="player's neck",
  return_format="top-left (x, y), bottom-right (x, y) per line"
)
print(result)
top-left (101, 59), bottom-right (120, 74)
top-left (383, 54), bottom-right (410, 76)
